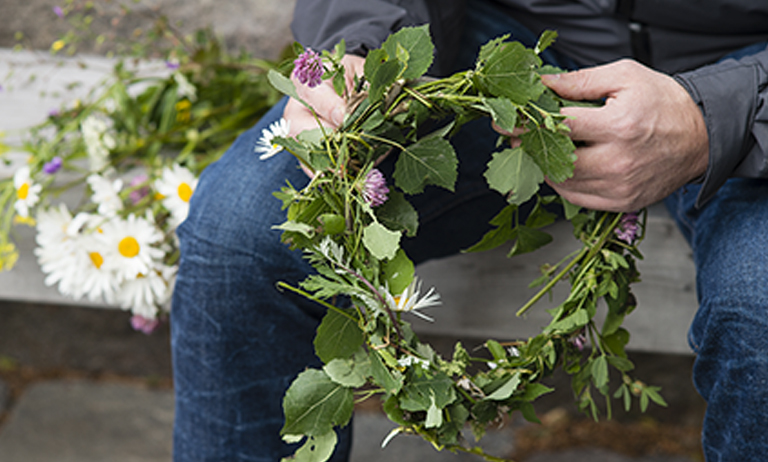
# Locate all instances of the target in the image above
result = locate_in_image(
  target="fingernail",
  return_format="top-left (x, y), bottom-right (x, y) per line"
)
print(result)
top-left (541, 73), bottom-right (560, 84)
top-left (331, 107), bottom-right (345, 126)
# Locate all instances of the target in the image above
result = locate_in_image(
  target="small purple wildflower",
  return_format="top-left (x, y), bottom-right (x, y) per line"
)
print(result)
top-left (570, 330), bottom-right (588, 351)
top-left (128, 174), bottom-right (150, 205)
top-left (43, 156), bottom-right (63, 174)
top-left (615, 211), bottom-right (640, 244)
top-left (292, 48), bottom-right (324, 88)
top-left (130, 315), bottom-right (161, 334)
top-left (48, 108), bottom-right (60, 118)
top-left (363, 168), bottom-right (390, 207)
top-left (165, 59), bottom-right (180, 70)
top-left (53, 6), bottom-right (64, 18)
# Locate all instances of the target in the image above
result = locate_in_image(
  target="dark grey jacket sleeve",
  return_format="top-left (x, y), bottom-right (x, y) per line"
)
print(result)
top-left (674, 46), bottom-right (768, 207)
top-left (290, 0), bottom-right (466, 76)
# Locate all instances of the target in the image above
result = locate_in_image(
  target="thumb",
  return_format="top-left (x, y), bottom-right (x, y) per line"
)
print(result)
top-left (542, 65), bottom-right (623, 102)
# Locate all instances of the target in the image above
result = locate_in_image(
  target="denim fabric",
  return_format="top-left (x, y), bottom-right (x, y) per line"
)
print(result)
top-left (665, 179), bottom-right (768, 462)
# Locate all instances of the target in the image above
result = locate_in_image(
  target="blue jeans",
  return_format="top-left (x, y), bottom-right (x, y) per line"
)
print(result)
top-left (172, 4), bottom-right (768, 462)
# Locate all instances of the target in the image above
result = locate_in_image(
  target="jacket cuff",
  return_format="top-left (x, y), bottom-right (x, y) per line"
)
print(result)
top-left (674, 60), bottom-right (759, 208)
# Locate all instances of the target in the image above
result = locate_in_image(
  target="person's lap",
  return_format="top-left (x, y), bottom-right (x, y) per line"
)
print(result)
top-left (171, 2), bottom-right (768, 461)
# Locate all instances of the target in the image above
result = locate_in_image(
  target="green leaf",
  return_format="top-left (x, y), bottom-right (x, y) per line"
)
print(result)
top-left (474, 41), bottom-right (544, 105)
top-left (370, 351), bottom-right (403, 394)
top-left (535, 30), bottom-right (558, 55)
top-left (281, 369), bottom-right (354, 437)
top-left (323, 354), bottom-right (370, 388)
top-left (268, 69), bottom-right (305, 106)
top-left (314, 309), bottom-right (364, 363)
top-left (394, 137), bottom-right (458, 194)
top-left (399, 372), bottom-right (456, 412)
top-left (382, 249), bottom-right (414, 295)
top-left (362, 221), bottom-right (401, 260)
top-left (603, 327), bottom-right (630, 357)
top-left (317, 213), bottom-right (345, 235)
top-left (483, 97), bottom-right (518, 134)
top-left (463, 204), bottom-right (517, 253)
top-left (644, 386), bottom-right (668, 408)
top-left (508, 225), bottom-right (553, 256)
top-left (425, 395), bottom-right (443, 428)
top-left (375, 191), bottom-right (419, 237)
top-left (382, 25), bottom-right (434, 80)
top-left (520, 126), bottom-right (576, 184)
top-left (484, 147), bottom-right (543, 205)
top-left (606, 356), bottom-right (634, 372)
top-left (476, 34), bottom-right (511, 69)
top-left (519, 401), bottom-right (541, 424)
top-left (561, 198), bottom-right (581, 220)
top-left (484, 373), bottom-right (521, 401)
top-left (282, 431), bottom-right (337, 462)
top-left (522, 383), bottom-right (554, 401)
top-left (486, 340), bottom-right (507, 362)
top-left (364, 46), bottom-right (406, 102)
top-left (272, 220), bottom-right (316, 238)
top-left (591, 356), bottom-right (609, 390)
top-left (545, 308), bottom-right (589, 333)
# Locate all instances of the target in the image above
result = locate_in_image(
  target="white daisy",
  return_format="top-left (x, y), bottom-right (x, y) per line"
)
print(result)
top-left (173, 72), bottom-right (197, 101)
top-left (73, 231), bottom-right (120, 304)
top-left (81, 116), bottom-right (116, 172)
top-left (98, 212), bottom-right (165, 282)
top-left (87, 174), bottom-right (124, 217)
top-left (35, 204), bottom-right (80, 295)
top-left (383, 277), bottom-right (441, 322)
top-left (13, 166), bottom-right (42, 218)
top-left (154, 164), bottom-right (198, 228)
top-left (115, 262), bottom-right (176, 318)
top-left (254, 118), bottom-right (290, 160)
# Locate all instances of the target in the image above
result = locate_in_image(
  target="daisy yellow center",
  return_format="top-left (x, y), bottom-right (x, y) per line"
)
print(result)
top-left (17, 183), bottom-right (30, 200)
top-left (177, 182), bottom-right (193, 202)
top-left (89, 252), bottom-right (104, 269)
top-left (118, 236), bottom-right (140, 258)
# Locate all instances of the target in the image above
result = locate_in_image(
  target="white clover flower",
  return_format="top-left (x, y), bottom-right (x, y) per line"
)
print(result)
top-left (154, 164), bottom-right (198, 228)
top-left (98, 212), bottom-right (165, 282)
top-left (173, 72), bottom-right (197, 101)
top-left (13, 166), bottom-right (42, 218)
top-left (383, 277), bottom-right (441, 322)
top-left (255, 118), bottom-right (290, 160)
top-left (87, 174), bottom-right (124, 217)
top-left (397, 355), bottom-right (430, 370)
top-left (81, 116), bottom-right (116, 172)
top-left (115, 263), bottom-right (176, 318)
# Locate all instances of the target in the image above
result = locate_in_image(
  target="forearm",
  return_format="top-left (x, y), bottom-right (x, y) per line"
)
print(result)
top-left (674, 46), bottom-right (768, 207)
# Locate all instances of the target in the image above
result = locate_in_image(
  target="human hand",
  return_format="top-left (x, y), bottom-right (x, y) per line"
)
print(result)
top-left (540, 59), bottom-right (709, 212)
top-left (283, 54), bottom-right (365, 176)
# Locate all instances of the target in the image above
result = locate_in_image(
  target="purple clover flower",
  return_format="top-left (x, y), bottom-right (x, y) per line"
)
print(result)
top-left (128, 174), bottom-right (150, 205)
top-left (615, 211), bottom-right (640, 244)
top-left (165, 59), bottom-right (180, 70)
top-left (53, 6), bottom-right (64, 18)
top-left (570, 330), bottom-right (588, 351)
top-left (363, 168), bottom-right (390, 207)
top-left (48, 108), bottom-right (60, 118)
top-left (43, 157), bottom-right (63, 174)
top-left (292, 48), bottom-right (324, 88)
top-left (130, 315), bottom-right (161, 334)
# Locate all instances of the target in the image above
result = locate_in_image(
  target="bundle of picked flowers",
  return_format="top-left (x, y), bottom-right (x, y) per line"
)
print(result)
top-left (260, 27), bottom-right (663, 462)
top-left (0, 24), bottom-right (280, 333)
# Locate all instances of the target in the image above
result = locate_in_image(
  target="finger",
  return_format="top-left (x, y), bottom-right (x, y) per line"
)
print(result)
top-left (541, 62), bottom-right (628, 102)
top-left (294, 79), bottom-right (346, 127)
top-left (283, 98), bottom-right (334, 137)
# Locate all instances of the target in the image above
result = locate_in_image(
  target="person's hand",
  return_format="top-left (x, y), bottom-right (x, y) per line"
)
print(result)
top-left (539, 59), bottom-right (709, 212)
top-left (283, 54), bottom-right (365, 176)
